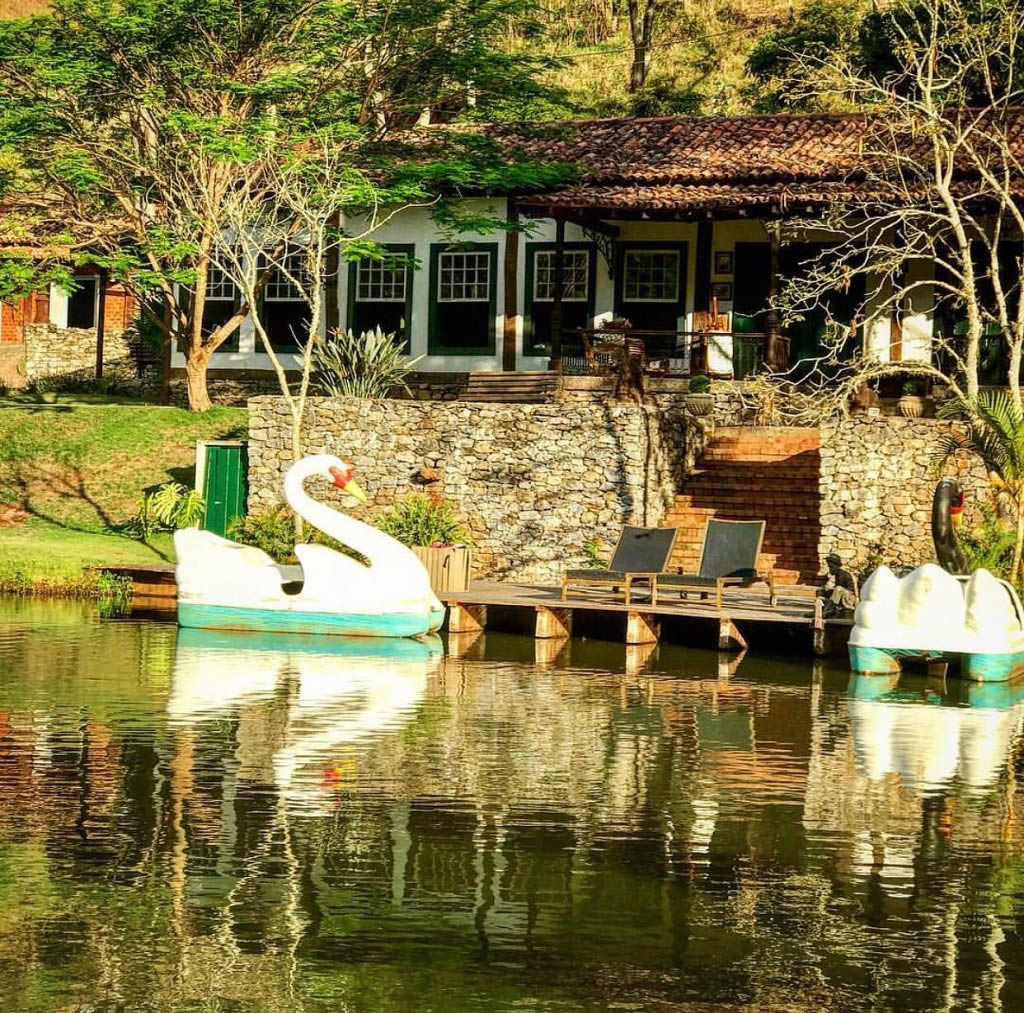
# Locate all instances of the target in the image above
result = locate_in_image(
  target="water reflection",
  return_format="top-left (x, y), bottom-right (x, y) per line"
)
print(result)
top-left (848, 674), bottom-right (1024, 792)
top-left (2, 606), bottom-right (1024, 1009)
top-left (170, 629), bottom-right (439, 810)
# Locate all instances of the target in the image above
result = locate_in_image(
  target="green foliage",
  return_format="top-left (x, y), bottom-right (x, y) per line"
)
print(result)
top-left (936, 391), bottom-right (1024, 581)
top-left (375, 495), bottom-right (469, 548)
top-left (688, 375), bottom-right (711, 394)
top-left (25, 371), bottom-right (138, 398)
top-left (959, 504), bottom-right (1016, 582)
top-left (228, 507), bottom-right (369, 564)
top-left (902, 378), bottom-right (926, 396)
top-left (583, 537), bottom-right (608, 568)
top-left (314, 326), bottom-right (422, 399)
top-left (746, 0), bottom-right (866, 110)
top-left (227, 508), bottom-right (295, 563)
top-left (129, 482), bottom-right (204, 539)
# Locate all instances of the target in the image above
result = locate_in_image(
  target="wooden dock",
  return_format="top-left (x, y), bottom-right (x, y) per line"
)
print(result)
top-left (440, 581), bottom-right (849, 654)
top-left (90, 563), bottom-right (847, 655)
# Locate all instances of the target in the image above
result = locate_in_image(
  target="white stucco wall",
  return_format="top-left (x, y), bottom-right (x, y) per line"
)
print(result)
top-left (168, 203), bottom-right (935, 376)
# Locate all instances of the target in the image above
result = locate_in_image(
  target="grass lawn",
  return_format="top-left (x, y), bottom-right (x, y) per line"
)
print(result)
top-left (0, 393), bottom-right (247, 590)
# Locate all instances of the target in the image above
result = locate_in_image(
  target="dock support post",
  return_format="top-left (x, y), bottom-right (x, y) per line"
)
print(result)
top-left (449, 603), bottom-right (487, 635)
top-left (927, 659), bottom-right (949, 680)
top-left (718, 617), bottom-right (747, 652)
top-left (812, 598), bottom-right (831, 656)
top-left (626, 642), bottom-right (658, 675)
top-left (448, 630), bottom-right (484, 659)
top-left (626, 611), bottom-right (660, 645)
top-left (535, 637), bottom-right (570, 668)
top-left (535, 605), bottom-right (573, 639)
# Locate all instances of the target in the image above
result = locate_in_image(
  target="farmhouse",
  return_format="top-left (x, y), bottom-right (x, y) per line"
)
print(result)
top-left (2, 111), bottom-right (1021, 396)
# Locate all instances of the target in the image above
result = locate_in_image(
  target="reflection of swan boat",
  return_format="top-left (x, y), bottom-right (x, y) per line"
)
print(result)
top-left (847, 674), bottom-right (1024, 791)
top-left (174, 455), bottom-right (445, 638)
top-left (169, 628), bottom-right (440, 807)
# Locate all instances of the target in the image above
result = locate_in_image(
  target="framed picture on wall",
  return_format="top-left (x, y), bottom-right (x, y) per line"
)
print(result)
top-left (714, 251), bottom-right (733, 274)
top-left (711, 281), bottom-right (733, 301)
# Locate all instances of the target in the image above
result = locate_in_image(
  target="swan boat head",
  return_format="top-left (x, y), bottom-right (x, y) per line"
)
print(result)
top-left (285, 453), bottom-right (368, 506)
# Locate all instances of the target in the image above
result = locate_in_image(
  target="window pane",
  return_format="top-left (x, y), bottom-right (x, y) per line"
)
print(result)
top-left (67, 278), bottom-right (97, 329)
top-left (264, 250), bottom-right (311, 301)
top-left (356, 258), bottom-right (407, 303)
top-left (534, 250), bottom-right (588, 301)
top-left (438, 251), bottom-right (490, 302)
top-left (623, 251), bottom-right (679, 302)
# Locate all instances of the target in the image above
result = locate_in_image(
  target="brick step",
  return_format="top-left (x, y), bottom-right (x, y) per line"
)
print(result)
top-left (672, 492), bottom-right (821, 507)
top-left (665, 512), bottom-right (821, 527)
top-left (699, 452), bottom-right (821, 465)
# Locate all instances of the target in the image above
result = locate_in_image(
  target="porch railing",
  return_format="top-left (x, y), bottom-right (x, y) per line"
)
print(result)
top-left (560, 329), bottom-right (791, 379)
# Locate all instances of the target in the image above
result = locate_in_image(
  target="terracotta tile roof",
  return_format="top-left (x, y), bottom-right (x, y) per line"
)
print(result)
top-left (480, 113), bottom-right (883, 186)
top-left (466, 110), bottom-right (1024, 215)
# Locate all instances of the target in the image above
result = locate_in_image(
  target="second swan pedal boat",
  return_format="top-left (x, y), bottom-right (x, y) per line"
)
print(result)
top-left (174, 454), bottom-right (446, 638)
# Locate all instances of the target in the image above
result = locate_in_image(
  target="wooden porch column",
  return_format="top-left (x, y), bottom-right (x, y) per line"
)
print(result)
top-left (95, 267), bottom-right (108, 379)
top-left (766, 221), bottom-right (781, 369)
top-left (548, 217), bottom-right (565, 372)
top-left (502, 200), bottom-right (519, 371)
top-left (448, 602), bottom-right (487, 635)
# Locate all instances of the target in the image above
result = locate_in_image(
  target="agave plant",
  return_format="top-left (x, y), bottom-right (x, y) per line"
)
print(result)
top-left (313, 326), bottom-right (422, 399)
top-left (934, 391), bottom-right (1024, 583)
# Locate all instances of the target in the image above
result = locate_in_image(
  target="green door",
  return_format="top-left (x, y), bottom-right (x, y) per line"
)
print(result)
top-left (201, 442), bottom-right (247, 537)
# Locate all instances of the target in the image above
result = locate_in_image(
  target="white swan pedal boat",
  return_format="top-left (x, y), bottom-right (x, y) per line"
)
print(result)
top-left (174, 454), bottom-right (446, 638)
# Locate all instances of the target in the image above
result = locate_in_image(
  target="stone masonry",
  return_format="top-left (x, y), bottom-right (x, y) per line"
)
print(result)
top-left (248, 396), bottom-right (697, 583)
top-left (23, 323), bottom-right (140, 381)
top-left (819, 416), bottom-right (988, 578)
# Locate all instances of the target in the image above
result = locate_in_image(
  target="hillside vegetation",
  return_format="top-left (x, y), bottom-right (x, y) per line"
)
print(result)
top-left (0, 1), bottom-right (859, 116)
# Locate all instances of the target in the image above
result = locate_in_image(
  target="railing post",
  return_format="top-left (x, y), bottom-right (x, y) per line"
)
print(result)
top-left (549, 218), bottom-right (565, 373)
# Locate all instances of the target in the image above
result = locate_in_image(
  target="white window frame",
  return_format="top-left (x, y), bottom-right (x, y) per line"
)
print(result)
top-left (533, 249), bottom-right (589, 303)
top-left (437, 250), bottom-right (491, 304)
top-left (263, 250), bottom-right (310, 304)
top-left (623, 250), bottom-right (680, 304)
top-left (355, 258), bottom-right (407, 304)
top-left (204, 263), bottom-right (237, 303)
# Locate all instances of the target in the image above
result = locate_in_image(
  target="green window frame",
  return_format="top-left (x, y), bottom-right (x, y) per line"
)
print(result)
top-left (346, 243), bottom-right (415, 350)
top-left (524, 242), bottom-right (596, 356)
top-left (428, 242), bottom-right (499, 356)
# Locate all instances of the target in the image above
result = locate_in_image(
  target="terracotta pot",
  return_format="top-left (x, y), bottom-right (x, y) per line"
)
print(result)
top-left (898, 394), bottom-right (930, 418)
top-left (685, 392), bottom-right (715, 417)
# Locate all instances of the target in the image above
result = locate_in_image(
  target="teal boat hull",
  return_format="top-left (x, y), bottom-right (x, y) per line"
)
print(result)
top-left (849, 644), bottom-right (1024, 683)
top-left (178, 602), bottom-right (446, 639)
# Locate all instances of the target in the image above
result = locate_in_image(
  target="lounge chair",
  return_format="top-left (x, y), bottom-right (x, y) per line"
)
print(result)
top-left (653, 518), bottom-right (774, 609)
top-left (562, 526), bottom-right (678, 605)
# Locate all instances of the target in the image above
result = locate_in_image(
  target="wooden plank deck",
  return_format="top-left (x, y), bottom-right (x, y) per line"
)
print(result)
top-left (438, 580), bottom-right (847, 628)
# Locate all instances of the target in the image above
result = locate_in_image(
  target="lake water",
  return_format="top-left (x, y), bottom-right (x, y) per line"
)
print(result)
top-left (1, 601), bottom-right (1024, 1011)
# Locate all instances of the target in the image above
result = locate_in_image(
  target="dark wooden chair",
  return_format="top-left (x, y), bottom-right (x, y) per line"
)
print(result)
top-left (563, 526), bottom-right (679, 605)
top-left (654, 518), bottom-right (774, 609)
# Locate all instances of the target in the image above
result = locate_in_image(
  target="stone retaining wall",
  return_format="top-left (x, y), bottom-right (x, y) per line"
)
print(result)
top-left (24, 323), bottom-right (139, 381)
top-left (248, 396), bottom-right (698, 583)
top-left (819, 416), bottom-right (988, 577)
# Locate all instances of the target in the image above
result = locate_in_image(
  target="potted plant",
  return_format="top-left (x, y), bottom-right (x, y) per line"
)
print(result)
top-left (685, 375), bottom-right (714, 416)
top-left (898, 378), bottom-right (931, 418)
top-left (376, 494), bottom-right (472, 593)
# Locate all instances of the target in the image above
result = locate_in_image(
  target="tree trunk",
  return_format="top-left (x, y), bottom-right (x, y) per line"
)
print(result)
top-left (1013, 496), bottom-right (1024, 586)
top-left (184, 352), bottom-right (213, 412)
top-left (627, 0), bottom-right (657, 93)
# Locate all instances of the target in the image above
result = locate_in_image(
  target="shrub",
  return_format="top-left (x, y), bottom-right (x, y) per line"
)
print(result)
top-left (313, 326), bottom-right (423, 399)
top-left (375, 495), bottom-right (468, 548)
top-left (688, 375), bottom-right (711, 394)
top-left (127, 482), bottom-right (204, 539)
top-left (228, 508), bottom-right (295, 562)
top-left (959, 505), bottom-right (1017, 582)
top-left (25, 370), bottom-right (137, 398)
top-left (902, 378), bottom-right (926, 396)
top-left (228, 507), bottom-right (368, 565)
